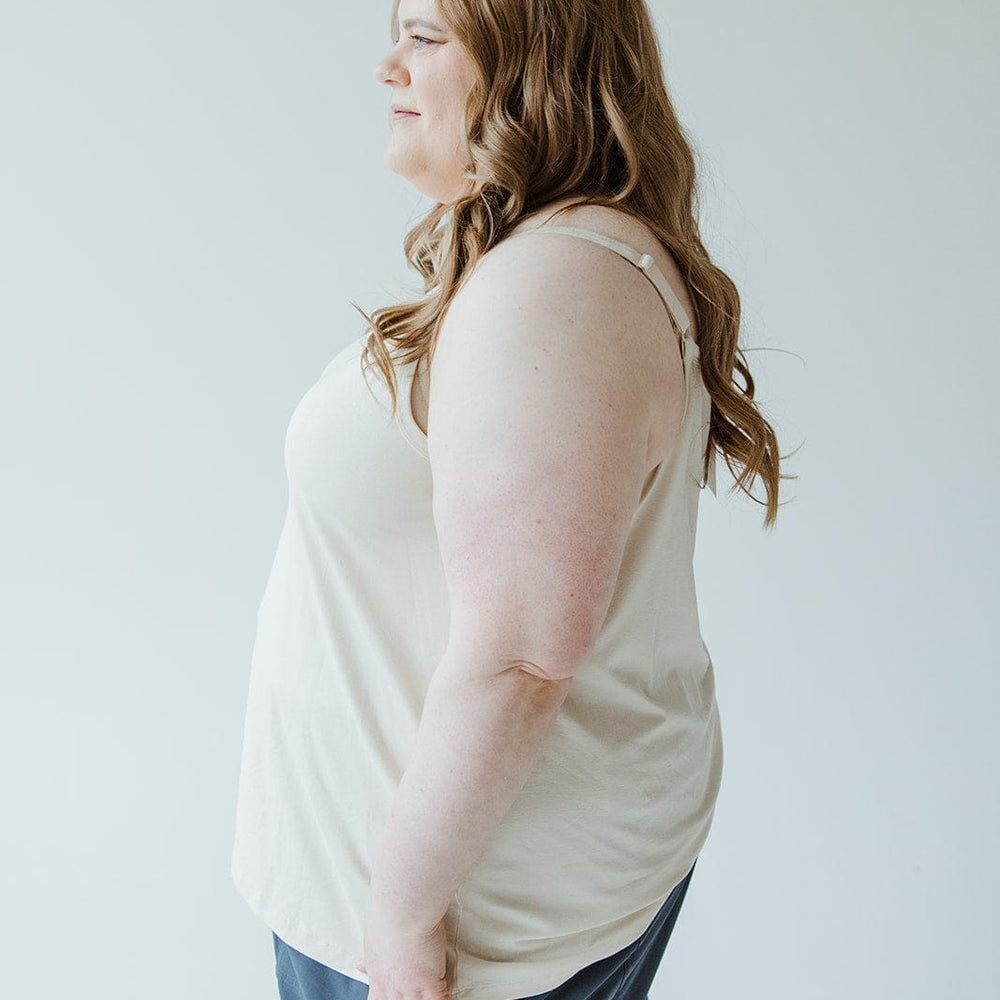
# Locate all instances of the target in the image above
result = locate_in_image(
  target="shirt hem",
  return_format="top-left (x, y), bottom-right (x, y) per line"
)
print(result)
top-left (232, 853), bottom-right (693, 1000)
top-left (231, 857), bottom-right (372, 989)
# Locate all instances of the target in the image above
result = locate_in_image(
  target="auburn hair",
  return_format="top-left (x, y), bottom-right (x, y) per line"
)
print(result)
top-left (360, 0), bottom-right (791, 527)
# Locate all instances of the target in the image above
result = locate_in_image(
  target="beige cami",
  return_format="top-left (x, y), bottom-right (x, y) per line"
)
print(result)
top-left (231, 225), bottom-right (722, 1000)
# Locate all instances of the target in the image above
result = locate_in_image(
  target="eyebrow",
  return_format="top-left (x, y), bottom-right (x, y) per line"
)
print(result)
top-left (400, 17), bottom-right (448, 33)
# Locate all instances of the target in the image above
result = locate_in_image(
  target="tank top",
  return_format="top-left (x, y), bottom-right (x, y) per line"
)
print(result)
top-left (230, 225), bottom-right (723, 1000)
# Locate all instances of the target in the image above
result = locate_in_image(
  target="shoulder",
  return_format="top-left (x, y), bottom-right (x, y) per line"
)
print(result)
top-left (455, 223), bottom-right (641, 318)
top-left (431, 208), bottom-right (685, 463)
top-left (497, 201), bottom-right (697, 340)
top-left (432, 233), bottom-right (645, 418)
top-left (431, 233), bottom-right (659, 448)
top-left (438, 218), bottom-right (665, 378)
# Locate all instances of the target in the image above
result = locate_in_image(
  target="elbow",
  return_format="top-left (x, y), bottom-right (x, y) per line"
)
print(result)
top-left (513, 658), bottom-right (581, 685)
top-left (512, 625), bottom-right (600, 683)
top-left (445, 602), bottom-right (603, 683)
top-left (444, 632), bottom-right (596, 685)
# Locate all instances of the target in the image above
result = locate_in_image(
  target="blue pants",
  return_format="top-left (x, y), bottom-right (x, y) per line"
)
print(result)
top-left (273, 862), bottom-right (695, 1000)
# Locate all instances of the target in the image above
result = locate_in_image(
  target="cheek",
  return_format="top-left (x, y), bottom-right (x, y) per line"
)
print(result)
top-left (420, 96), bottom-right (463, 145)
top-left (433, 62), bottom-right (475, 128)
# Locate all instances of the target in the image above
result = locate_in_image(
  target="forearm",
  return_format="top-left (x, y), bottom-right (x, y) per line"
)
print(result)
top-left (366, 652), bottom-right (572, 932)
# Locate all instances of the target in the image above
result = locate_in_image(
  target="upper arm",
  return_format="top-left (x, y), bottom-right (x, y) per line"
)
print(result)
top-left (427, 239), bottom-right (662, 681)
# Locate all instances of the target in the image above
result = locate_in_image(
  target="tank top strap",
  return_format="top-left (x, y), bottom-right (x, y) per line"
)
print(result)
top-left (511, 225), bottom-right (693, 342)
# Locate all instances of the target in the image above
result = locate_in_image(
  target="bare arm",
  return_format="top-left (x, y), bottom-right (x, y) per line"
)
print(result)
top-left (359, 236), bottom-right (672, 998)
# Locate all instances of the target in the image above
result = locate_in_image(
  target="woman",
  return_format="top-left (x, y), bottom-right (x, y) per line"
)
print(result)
top-left (231, 1), bottom-right (784, 999)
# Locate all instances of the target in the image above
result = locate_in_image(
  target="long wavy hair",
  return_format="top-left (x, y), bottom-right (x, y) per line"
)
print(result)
top-left (360, 0), bottom-right (790, 527)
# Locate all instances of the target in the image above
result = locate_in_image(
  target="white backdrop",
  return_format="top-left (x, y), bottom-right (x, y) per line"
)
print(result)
top-left (2, 1), bottom-right (996, 997)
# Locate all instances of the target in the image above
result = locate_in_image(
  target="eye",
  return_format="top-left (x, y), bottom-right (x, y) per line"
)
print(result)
top-left (410, 34), bottom-right (436, 48)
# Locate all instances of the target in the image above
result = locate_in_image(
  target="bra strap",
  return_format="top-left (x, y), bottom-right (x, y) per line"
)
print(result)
top-left (513, 225), bottom-right (693, 338)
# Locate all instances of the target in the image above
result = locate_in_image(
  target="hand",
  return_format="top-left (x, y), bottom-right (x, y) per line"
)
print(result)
top-left (356, 915), bottom-right (455, 1000)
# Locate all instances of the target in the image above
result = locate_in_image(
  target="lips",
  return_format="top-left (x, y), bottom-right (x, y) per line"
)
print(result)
top-left (391, 104), bottom-right (419, 116)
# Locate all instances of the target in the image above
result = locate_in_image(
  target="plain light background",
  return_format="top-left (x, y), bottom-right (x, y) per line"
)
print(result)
top-left (2, 1), bottom-right (996, 997)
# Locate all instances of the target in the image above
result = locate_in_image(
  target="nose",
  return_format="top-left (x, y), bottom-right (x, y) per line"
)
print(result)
top-left (374, 45), bottom-right (410, 87)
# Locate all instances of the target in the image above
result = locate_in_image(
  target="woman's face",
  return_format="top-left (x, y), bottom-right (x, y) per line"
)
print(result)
top-left (374, 0), bottom-right (479, 203)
